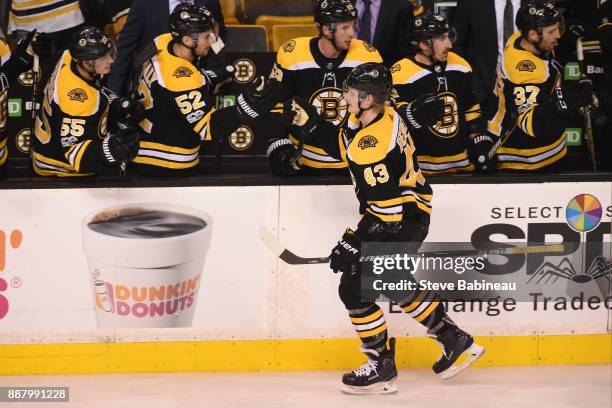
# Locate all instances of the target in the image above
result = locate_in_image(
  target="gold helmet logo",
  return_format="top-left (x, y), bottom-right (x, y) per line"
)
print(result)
top-left (233, 58), bottom-right (256, 84)
top-left (15, 128), bottom-right (31, 154)
top-left (229, 125), bottom-right (254, 151)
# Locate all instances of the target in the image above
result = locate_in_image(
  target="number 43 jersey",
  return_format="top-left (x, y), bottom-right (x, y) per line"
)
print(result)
top-left (308, 106), bottom-right (432, 221)
top-left (487, 31), bottom-right (566, 170)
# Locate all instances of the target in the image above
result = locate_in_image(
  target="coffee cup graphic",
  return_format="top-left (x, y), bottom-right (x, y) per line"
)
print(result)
top-left (82, 203), bottom-right (212, 329)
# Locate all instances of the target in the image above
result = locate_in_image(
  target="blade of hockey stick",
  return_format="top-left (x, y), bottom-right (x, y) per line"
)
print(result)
top-left (259, 227), bottom-right (566, 266)
top-left (258, 227), bottom-right (329, 265)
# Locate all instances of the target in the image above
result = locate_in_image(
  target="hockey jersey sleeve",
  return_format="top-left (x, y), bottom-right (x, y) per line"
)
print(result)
top-left (297, 116), bottom-right (346, 161)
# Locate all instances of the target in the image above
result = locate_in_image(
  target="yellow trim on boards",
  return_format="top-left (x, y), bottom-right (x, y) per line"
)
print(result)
top-left (0, 334), bottom-right (609, 375)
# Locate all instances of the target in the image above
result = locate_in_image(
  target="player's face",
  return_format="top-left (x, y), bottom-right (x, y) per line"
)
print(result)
top-left (194, 30), bottom-right (216, 56)
top-left (431, 32), bottom-right (453, 63)
top-left (93, 52), bottom-right (115, 75)
top-left (332, 20), bottom-right (357, 50)
top-left (538, 22), bottom-right (562, 51)
top-left (343, 87), bottom-right (361, 114)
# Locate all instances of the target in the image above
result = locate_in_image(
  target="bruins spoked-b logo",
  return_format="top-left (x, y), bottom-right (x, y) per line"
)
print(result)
top-left (173, 66), bottom-right (193, 78)
top-left (430, 92), bottom-right (459, 138)
top-left (15, 128), bottom-right (31, 154)
top-left (18, 68), bottom-right (40, 87)
top-left (233, 58), bottom-right (256, 84)
top-left (229, 125), bottom-right (254, 151)
top-left (68, 88), bottom-right (88, 102)
top-left (309, 87), bottom-right (348, 126)
top-left (358, 135), bottom-right (378, 150)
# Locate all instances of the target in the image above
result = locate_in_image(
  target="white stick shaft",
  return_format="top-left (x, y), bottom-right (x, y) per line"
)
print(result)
top-left (576, 38), bottom-right (584, 62)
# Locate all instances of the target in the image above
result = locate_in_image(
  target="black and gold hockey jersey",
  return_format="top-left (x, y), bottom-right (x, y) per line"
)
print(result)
top-left (32, 50), bottom-right (109, 177)
top-left (308, 106), bottom-right (432, 221)
top-left (133, 33), bottom-right (215, 173)
top-left (487, 31), bottom-right (566, 170)
top-left (392, 52), bottom-right (482, 174)
top-left (0, 39), bottom-right (11, 168)
top-left (8, 0), bottom-right (84, 34)
top-left (272, 36), bottom-right (382, 169)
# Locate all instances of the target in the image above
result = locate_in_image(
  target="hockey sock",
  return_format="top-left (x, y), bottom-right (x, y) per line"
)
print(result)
top-left (399, 289), bottom-right (446, 330)
top-left (348, 304), bottom-right (388, 353)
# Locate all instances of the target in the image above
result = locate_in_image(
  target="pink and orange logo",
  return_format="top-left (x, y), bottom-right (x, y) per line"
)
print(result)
top-left (0, 229), bottom-right (23, 319)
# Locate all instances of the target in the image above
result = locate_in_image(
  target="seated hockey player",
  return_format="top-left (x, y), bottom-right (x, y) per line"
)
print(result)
top-left (130, 3), bottom-right (282, 177)
top-left (0, 29), bottom-right (36, 177)
top-left (264, 0), bottom-right (383, 176)
top-left (285, 63), bottom-right (484, 394)
top-left (482, 1), bottom-right (596, 171)
top-left (31, 26), bottom-right (141, 177)
top-left (392, 12), bottom-right (489, 174)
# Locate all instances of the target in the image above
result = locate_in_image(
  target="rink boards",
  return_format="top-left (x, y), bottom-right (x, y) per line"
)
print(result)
top-left (0, 182), bottom-right (610, 374)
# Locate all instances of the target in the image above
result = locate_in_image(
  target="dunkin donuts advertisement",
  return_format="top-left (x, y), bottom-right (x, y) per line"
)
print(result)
top-left (0, 183), bottom-right (609, 343)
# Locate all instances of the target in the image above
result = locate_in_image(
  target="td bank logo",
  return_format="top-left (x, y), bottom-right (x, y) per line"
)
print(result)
top-left (565, 128), bottom-right (581, 147)
top-left (0, 229), bottom-right (23, 320)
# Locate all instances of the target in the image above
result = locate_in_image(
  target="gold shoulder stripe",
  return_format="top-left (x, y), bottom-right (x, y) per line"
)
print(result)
top-left (152, 34), bottom-right (205, 92)
top-left (391, 58), bottom-right (428, 85)
top-left (276, 37), bottom-right (315, 70)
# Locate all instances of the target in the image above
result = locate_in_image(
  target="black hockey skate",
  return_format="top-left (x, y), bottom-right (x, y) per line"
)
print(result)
top-left (428, 322), bottom-right (485, 380)
top-left (341, 337), bottom-right (398, 394)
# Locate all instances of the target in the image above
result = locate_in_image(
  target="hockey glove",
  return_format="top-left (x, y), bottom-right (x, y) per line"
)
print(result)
top-left (14, 30), bottom-right (36, 63)
top-left (284, 96), bottom-right (322, 136)
top-left (30, 32), bottom-right (53, 58)
top-left (330, 229), bottom-right (361, 275)
top-left (235, 76), bottom-right (282, 121)
top-left (405, 93), bottom-right (444, 129)
top-left (100, 127), bottom-right (140, 166)
top-left (553, 80), bottom-right (595, 117)
top-left (108, 97), bottom-right (145, 133)
top-left (266, 138), bottom-right (301, 176)
top-left (468, 134), bottom-right (497, 173)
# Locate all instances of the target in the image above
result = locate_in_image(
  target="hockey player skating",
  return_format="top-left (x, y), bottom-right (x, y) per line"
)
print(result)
top-left (31, 26), bottom-right (140, 177)
top-left (285, 63), bottom-right (484, 394)
top-left (131, 3), bottom-right (282, 176)
top-left (392, 12), bottom-right (489, 174)
top-left (483, 1), bottom-right (596, 171)
top-left (265, 0), bottom-right (383, 176)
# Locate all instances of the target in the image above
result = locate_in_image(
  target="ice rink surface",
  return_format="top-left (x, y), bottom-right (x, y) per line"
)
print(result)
top-left (0, 366), bottom-right (610, 408)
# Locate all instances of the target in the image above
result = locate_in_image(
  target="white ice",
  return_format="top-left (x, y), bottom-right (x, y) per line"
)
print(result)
top-left (0, 366), bottom-right (610, 408)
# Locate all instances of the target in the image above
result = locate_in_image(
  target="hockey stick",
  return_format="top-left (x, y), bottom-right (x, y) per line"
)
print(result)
top-left (28, 52), bottom-right (39, 176)
top-left (576, 38), bottom-right (597, 172)
top-left (259, 227), bottom-right (567, 266)
top-left (481, 111), bottom-right (519, 163)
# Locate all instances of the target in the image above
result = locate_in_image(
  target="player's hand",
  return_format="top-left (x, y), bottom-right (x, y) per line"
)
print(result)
top-left (30, 32), bottom-right (53, 58)
top-left (284, 96), bottom-right (322, 135)
top-left (330, 229), bottom-right (361, 275)
top-left (108, 98), bottom-right (144, 133)
top-left (14, 30), bottom-right (36, 63)
top-left (405, 93), bottom-right (444, 129)
top-left (235, 76), bottom-right (283, 120)
top-left (554, 79), bottom-right (595, 116)
top-left (266, 138), bottom-right (301, 176)
top-left (468, 134), bottom-right (497, 173)
top-left (100, 127), bottom-right (140, 165)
